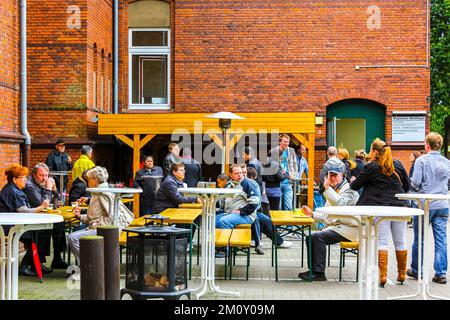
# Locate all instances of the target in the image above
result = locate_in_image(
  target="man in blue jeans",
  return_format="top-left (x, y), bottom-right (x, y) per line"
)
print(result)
top-left (408, 132), bottom-right (450, 284)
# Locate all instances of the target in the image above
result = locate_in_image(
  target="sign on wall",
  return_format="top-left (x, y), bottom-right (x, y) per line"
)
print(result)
top-left (392, 115), bottom-right (426, 142)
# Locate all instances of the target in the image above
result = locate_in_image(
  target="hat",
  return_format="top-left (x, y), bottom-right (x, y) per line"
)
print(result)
top-left (328, 164), bottom-right (345, 174)
top-left (55, 139), bottom-right (65, 145)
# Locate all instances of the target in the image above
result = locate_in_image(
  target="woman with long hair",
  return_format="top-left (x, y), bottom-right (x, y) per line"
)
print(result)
top-left (338, 147), bottom-right (357, 181)
top-left (350, 138), bottom-right (410, 287)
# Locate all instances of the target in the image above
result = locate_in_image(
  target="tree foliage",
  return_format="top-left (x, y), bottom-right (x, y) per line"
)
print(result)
top-left (430, 0), bottom-right (450, 136)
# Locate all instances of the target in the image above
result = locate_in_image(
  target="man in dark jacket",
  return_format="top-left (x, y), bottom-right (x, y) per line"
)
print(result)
top-left (180, 147), bottom-right (202, 188)
top-left (162, 142), bottom-right (182, 178)
top-left (69, 169), bottom-right (91, 204)
top-left (23, 163), bottom-right (69, 270)
top-left (133, 155), bottom-right (163, 215)
top-left (45, 139), bottom-right (73, 193)
top-left (153, 162), bottom-right (198, 214)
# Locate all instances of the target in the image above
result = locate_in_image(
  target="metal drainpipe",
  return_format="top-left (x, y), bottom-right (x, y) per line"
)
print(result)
top-left (113, 0), bottom-right (119, 114)
top-left (20, 0), bottom-right (31, 168)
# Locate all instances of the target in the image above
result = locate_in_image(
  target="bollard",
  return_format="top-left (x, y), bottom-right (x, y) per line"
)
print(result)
top-left (80, 236), bottom-right (105, 300)
top-left (97, 226), bottom-right (120, 300)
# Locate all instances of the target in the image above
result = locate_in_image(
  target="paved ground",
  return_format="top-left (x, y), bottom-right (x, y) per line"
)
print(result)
top-left (18, 221), bottom-right (450, 300)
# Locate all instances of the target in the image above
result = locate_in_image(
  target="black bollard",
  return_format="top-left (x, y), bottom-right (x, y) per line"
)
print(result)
top-left (97, 226), bottom-right (120, 300)
top-left (80, 236), bottom-right (105, 300)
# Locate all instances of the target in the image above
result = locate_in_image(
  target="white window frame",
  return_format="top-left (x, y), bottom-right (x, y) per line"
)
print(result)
top-left (129, 28), bottom-right (170, 110)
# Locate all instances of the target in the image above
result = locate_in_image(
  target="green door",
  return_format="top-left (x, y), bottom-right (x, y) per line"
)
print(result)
top-left (326, 99), bottom-right (386, 153)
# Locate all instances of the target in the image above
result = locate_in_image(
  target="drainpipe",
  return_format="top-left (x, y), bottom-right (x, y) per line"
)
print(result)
top-left (20, 0), bottom-right (31, 168)
top-left (113, 0), bottom-right (119, 114)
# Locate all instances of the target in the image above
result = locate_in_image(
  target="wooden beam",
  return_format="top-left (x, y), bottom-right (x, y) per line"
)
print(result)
top-left (115, 134), bottom-right (133, 148)
top-left (139, 134), bottom-right (155, 150)
top-left (292, 133), bottom-right (310, 150)
top-left (208, 134), bottom-right (223, 148)
top-left (307, 133), bottom-right (315, 209)
top-left (132, 135), bottom-right (141, 218)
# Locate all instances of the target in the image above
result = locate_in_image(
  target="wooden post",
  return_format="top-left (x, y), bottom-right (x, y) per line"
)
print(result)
top-left (307, 133), bottom-right (315, 209)
top-left (97, 226), bottom-right (120, 300)
top-left (80, 236), bottom-right (105, 300)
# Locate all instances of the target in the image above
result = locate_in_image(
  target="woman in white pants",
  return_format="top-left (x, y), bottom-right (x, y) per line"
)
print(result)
top-left (350, 138), bottom-right (411, 287)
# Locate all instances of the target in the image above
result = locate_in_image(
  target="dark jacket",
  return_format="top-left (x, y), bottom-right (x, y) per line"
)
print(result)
top-left (181, 157), bottom-right (202, 188)
top-left (23, 178), bottom-right (56, 208)
top-left (133, 166), bottom-right (163, 213)
top-left (350, 159), bottom-right (410, 207)
top-left (69, 177), bottom-right (91, 204)
top-left (163, 153), bottom-right (181, 178)
top-left (262, 160), bottom-right (287, 189)
top-left (352, 158), bottom-right (365, 179)
top-left (0, 182), bottom-right (30, 212)
top-left (152, 174), bottom-right (197, 214)
top-left (45, 149), bottom-right (73, 188)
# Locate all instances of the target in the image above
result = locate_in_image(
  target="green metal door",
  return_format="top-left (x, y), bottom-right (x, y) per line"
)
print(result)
top-left (326, 99), bottom-right (386, 153)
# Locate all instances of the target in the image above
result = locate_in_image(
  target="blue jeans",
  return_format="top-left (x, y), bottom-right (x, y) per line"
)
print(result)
top-left (280, 181), bottom-right (293, 211)
top-left (216, 213), bottom-right (254, 229)
top-left (411, 208), bottom-right (448, 277)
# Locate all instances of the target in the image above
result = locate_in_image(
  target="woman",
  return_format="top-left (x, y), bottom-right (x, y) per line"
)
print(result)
top-left (133, 155), bottom-right (163, 216)
top-left (353, 149), bottom-right (367, 179)
top-left (0, 164), bottom-right (50, 276)
top-left (262, 153), bottom-right (288, 211)
top-left (338, 147), bottom-right (357, 182)
top-left (408, 151), bottom-right (421, 178)
top-left (350, 138), bottom-right (410, 287)
top-left (68, 166), bottom-right (134, 264)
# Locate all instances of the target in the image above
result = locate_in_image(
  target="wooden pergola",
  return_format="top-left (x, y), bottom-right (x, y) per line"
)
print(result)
top-left (98, 112), bottom-right (316, 217)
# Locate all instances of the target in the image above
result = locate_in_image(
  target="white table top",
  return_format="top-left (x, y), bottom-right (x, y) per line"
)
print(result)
top-left (316, 206), bottom-right (424, 217)
top-left (0, 213), bottom-right (63, 225)
top-left (178, 187), bottom-right (244, 196)
top-left (396, 193), bottom-right (450, 201)
top-left (86, 187), bottom-right (143, 194)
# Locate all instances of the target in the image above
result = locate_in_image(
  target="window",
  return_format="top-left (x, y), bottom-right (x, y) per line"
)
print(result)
top-left (129, 28), bottom-right (170, 110)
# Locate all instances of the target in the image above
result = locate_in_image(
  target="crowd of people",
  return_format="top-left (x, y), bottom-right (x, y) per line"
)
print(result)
top-left (0, 132), bottom-right (449, 289)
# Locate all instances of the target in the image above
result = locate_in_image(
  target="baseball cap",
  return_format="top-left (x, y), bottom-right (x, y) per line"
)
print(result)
top-left (55, 139), bottom-right (65, 145)
top-left (328, 164), bottom-right (345, 174)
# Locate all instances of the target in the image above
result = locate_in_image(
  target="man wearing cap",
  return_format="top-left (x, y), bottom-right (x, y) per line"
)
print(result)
top-left (319, 146), bottom-right (344, 194)
top-left (45, 139), bottom-right (73, 193)
top-left (298, 163), bottom-right (359, 281)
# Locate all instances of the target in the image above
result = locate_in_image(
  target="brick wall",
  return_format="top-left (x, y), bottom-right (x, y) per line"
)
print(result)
top-left (0, 0), bottom-right (21, 188)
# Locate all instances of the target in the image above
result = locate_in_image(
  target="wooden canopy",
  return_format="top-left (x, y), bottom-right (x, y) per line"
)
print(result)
top-left (98, 112), bottom-right (316, 216)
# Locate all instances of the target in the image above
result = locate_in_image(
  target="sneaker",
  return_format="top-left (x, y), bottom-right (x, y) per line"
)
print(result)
top-left (432, 275), bottom-right (447, 284)
top-left (278, 240), bottom-right (293, 249)
top-left (255, 245), bottom-right (264, 255)
top-left (250, 240), bottom-right (256, 247)
top-left (406, 268), bottom-right (418, 280)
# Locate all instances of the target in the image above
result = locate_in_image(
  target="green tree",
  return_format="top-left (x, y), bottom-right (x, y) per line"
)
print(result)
top-left (430, 0), bottom-right (450, 136)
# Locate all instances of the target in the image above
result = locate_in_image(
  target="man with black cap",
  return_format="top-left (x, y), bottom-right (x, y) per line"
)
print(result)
top-left (297, 162), bottom-right (359, 281)
top-left (45, 139), bottom-right (73, 194)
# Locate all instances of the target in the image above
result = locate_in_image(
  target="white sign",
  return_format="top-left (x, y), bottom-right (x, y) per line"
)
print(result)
top-left (392, 116), bottom-right (426, 142)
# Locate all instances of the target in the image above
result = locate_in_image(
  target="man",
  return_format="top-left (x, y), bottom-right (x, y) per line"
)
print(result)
top-left (45, 139), bottom-right (73, 193)
top-left (319, 146), bottom-right (344, 194)
top-left (72, 145), bottom-right (96, 180)
top-left (133, 155), bottom-right (163, 215)
top-left (408, 132), bottom-right (450, 284)
top-left (163, 142), bottom-right (182, 178)
top-left (69, 169), bottom-right (91, 205)
top-left (270, 134), bottom-right (298, 210)
top-left (180, 147), bottom-right (202, 187)
top-left (23, 163), bottom-right (69, 270)
top-left (215, 164), bottom-right (260, 229)
top-left (298, 163), bottom-right (359, 281)
top-left (296, 143), bottom-right (309, 179)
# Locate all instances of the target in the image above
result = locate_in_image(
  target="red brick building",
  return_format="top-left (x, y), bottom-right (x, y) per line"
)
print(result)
top-left (1, 0), bottom-right (430, 188)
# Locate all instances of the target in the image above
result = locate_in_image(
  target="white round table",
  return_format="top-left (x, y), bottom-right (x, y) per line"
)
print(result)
top-left (395, 193), bottom-right (450, 300)
top-left (178, 187), bottom-right (243, 300)
top-left (86, 187), bottom-right (142, 226)
top-left (0, 213), bottom-right (63, 300)
top-left (315, 206), bottom-right (423, 300)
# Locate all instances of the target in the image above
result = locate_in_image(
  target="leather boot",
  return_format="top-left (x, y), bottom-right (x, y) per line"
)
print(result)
top-left (378, 250), bottom-right (388, 288)
top-left (396, 250), bottom-right (408, 284)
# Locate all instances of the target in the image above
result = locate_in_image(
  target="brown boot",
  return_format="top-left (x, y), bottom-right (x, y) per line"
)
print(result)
top-left (378, 250), bottom-right (388, 288)
top-left (396, 250), bottom-right (408, 284)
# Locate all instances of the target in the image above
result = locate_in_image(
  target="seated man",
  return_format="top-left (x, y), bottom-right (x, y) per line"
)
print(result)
top-left (215, 164), bottom-right (259, 229)
top-left (69, 169), bottom-right (91, 205)
top-left (23, 163), bottom-right (69, 270)
top-left (298, 164), bottom-right (359, 281)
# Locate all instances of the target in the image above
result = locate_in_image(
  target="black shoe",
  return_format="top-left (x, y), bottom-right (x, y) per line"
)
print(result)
top-left (406, 268), bottom-right (418, 280)
top-left (51, 259), bottom-right (69, 269)
top-left (39, 263), bottom-right (54, 274)
top-left (19, 265), bottom-right (37, 277)
top-left (255, 245), bottom-right (265, 255)
top-left (298, 271), bottom-right (327, 281)
top-left (432, 275), bottom-right (447, 284)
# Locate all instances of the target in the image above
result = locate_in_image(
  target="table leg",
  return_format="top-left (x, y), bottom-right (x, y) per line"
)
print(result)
top-left (113, 195), bottom-right (121, 226)
top-left (275, 225), bottom-right (278, 282)
top-left (188, 225), bottom-right (193, 280)
top-left (307, 226), bottom-right (312, 281)
top-left (357, 222), bottom-right (364, 300)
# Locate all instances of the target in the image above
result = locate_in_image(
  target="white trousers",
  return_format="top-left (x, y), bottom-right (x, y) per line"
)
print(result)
top-left (377, 220), bottom-right (407, 251)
